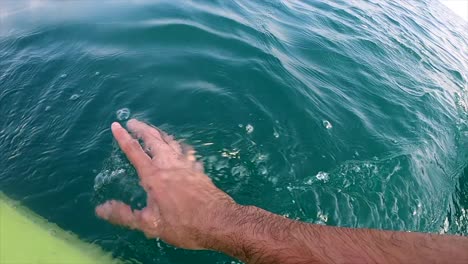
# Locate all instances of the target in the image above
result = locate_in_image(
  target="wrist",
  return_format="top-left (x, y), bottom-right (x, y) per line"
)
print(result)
top-left (199, 202), bottom-right (248, 249)
top-left (201, 204), bottom-right (267, 260)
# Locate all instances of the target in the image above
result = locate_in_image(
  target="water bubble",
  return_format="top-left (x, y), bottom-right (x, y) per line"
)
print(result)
top-left (238, 124), bottom-right (243, 128)
top-left (258, 165), bottom-right (268, 176)
top-left (116, 108), bottom-right (130, 121)
top-left (246, 124), bottom-right (254, 134)
top-left (323, 120), bottom-right (332, 129)
top-left (273, 130), bottom-right (280, 138)
top-left (316, 171), bottom-right (329, 182)
top-left (69, 94), bottom-right (80, 100)
top-left (316, 211), bottom-right (328, 224)
top-left (60, 74), bottom-right (67, 78)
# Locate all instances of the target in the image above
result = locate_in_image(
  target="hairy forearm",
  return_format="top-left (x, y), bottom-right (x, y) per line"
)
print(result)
top-left (204, 205), bottom-right (321, 263)
top-left (204, 205), bottom-right (468, 264)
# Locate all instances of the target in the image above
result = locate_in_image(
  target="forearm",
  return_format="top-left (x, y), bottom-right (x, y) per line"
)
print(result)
top-left (204, 205), bottom-right (468, 264)
top-left (204, 205), bottom-right (320, 263)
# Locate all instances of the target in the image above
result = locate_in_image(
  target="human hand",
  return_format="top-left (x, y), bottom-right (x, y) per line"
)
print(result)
top-left (95, 119), bottom-right (237, 249)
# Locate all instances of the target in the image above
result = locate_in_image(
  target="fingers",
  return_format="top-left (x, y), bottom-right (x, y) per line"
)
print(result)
top-left (161, 132), bottom-right (183, 155)
top-left (124, 119), bottom-right (205, 171)
top-left (95, 200), bottom-right (141, 230)
top-left (126, 119), bottom-right (182, 158)
top-left (96, 201), bottom-right (162, 238)
top-left (111, 122), bottom-right (151, 170)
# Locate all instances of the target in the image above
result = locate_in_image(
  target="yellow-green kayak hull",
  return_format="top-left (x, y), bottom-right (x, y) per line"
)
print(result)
top-left (0, 192), bottom-right (120, 264)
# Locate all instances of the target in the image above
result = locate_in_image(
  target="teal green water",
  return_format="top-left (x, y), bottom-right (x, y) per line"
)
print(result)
top-left (1, 0), bottom-right (467, 263)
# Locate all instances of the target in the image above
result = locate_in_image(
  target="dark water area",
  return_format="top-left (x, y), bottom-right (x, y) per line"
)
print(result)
top-left (1, 0), bottom-right (467, 263)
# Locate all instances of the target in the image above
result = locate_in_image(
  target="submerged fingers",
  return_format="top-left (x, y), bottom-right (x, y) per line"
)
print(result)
top-left (126, 119), bottom-right (203, 169)
top-left (126, 119), bottom-right (182, 158)
top-left (113, 119), bottom-right (204, 171)
top-left (95, 200), bottom-right (141, 230)
top-left (96, 200), bottom-right (162, 238)
top-left (111, 122), bottom-right (151, 170)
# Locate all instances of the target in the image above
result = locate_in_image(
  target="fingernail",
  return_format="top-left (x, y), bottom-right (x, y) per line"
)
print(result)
top-left (111, 122), bottom-right (122, 129)
top-left (95, 206), bottom-right (107, 219)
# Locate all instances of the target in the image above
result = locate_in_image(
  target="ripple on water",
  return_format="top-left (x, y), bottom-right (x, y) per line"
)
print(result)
top-left (0, 1), bottom-right (467, 263)
top-left (69, 94), bottom-right (80, 100)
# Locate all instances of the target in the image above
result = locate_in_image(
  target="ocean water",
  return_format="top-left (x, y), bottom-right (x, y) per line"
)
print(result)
top-left (0, 0), bottom-right (467, 263)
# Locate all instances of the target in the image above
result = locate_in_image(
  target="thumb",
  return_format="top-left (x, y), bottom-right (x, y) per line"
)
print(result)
top-left (96, 200), bottom-right (141, 230)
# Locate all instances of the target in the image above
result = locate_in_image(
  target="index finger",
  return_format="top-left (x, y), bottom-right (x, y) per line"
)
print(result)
top-left (111, 122), bottom-right (151, 171)
top-left (127, 119), bottom-right (182, 157)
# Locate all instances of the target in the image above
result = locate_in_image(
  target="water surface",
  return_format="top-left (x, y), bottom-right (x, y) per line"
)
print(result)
top-left (1, 0), bottom-right (467, 263)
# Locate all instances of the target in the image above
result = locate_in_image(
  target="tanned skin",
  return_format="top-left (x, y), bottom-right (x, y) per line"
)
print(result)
top-left (95, 119), bottom-right (468, 264)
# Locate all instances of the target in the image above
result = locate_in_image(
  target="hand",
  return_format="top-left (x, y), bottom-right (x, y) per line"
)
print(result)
top-left (95, 119), bottom-right (236, 249)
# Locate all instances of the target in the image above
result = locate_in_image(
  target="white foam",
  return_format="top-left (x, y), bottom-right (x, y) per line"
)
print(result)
top-left (94, 168), bottom-right (126, 190)
top-left (316, 171), bottom-right (329, 182)
top-left (316, 211), bottom-right (328, 224)
top-left (439, 217), bottom-right (450, 234)
top-left (221, 149), bottom-right (240, 159)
